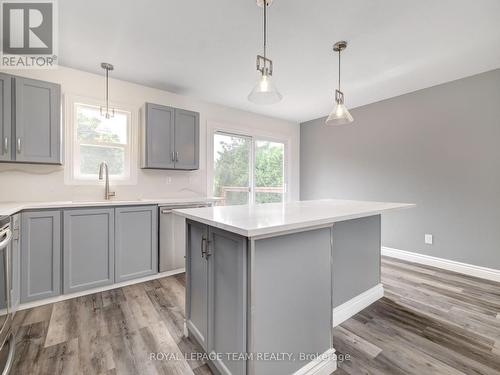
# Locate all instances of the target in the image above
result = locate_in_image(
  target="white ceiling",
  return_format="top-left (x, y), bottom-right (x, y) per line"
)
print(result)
top-left (59, 0), bottom-right (500, 123)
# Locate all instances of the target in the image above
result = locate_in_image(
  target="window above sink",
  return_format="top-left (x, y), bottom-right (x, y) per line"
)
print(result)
top-left (64, 95), bottom-right (137, 186)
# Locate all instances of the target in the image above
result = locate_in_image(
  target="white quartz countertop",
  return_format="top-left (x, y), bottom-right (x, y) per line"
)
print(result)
top-left (174, 199), bottom-right (415, 238)
top-left (0, 197), bottom-right (220, 216)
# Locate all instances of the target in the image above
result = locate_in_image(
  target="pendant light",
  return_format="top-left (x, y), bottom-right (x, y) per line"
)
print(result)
top-left (248, 0), bottom-right (282, 105)
top-left (325, 41), bottom-right (353, 126)
top-left (100, 62), bottom-right (115, 119)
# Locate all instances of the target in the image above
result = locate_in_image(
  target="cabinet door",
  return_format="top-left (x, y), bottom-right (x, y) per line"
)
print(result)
top-left (14, 77), bottom-right (61, 164)
top-left (0, 74), bottom-right (12, 162)
top-left (115, 206), bottom-right (158, 282)
top-left (143, 103), bottom-right (175, 169)
top-left (185, 220), bottom-right (209, 351)
top-left (208, 227), bottom-right (247, 375)
top-left (10, 214), bottom-right (20, 312)
top-left (63, 208), bottom-right (114, 294)
top-left (174, 108), bottom-right (199, 170)
top-left (20, 211), bottom-right (61, 303)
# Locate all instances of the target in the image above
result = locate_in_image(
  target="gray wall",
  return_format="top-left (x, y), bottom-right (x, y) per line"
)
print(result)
top-left (300, 69), bottom-right (500, 270)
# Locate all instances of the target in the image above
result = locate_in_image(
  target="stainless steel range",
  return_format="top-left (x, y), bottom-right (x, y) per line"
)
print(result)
top-left (0, 216), bottom-right (15, 374)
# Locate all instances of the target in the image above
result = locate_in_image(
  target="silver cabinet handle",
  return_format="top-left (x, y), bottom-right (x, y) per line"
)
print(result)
top-left (200, 236), bottom-right (211, 258)
top-left (175, 151), bottom-right (179, 162)
top-left (16, 138), bottom-right (21, 153)
top-left (201, 236), bottom-right (207, 258)
top-left (171, 151), bottom-right (175, 162)
top-left (3, 137), bottom-right (7, 154)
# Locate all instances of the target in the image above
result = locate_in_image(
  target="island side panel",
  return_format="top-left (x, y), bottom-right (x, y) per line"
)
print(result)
top-left (332, 215), bottom-right (381, 307)
top-left (251, 227), bottom-right (333, 375)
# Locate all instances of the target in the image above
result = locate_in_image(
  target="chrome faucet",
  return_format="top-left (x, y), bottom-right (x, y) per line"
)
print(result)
top-left (98, 162), bottom-right (116, 200)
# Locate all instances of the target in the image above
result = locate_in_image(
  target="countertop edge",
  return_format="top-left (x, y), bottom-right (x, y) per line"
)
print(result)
top-left (174, 203), bottom-right (415, 238)
top-left (0, 197), bottom-right (220, 217)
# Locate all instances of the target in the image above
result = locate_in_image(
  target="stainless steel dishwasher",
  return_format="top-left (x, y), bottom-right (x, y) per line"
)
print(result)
top-left (159, 203), bottom-right (212, 272)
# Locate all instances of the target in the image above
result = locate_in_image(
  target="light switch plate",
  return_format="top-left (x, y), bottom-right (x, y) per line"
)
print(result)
top-left (425, 234), bottom-right (433, 245)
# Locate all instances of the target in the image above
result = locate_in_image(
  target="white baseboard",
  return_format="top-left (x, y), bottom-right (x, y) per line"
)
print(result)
top-left (18, 268), bottom-right (185, 311)
top-left (332, 284), bottom-right (384, 327)
top-left (382, 246), bottom-right (500, 283)
top-left (293, 348), bottom-right (337, 375)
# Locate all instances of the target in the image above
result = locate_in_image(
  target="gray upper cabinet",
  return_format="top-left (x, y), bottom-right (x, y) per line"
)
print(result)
top-left (0, 74), bottom-right (12, 161)
top-left (15, 77), bottom-right (61, 164)
top-left (142, 103), bottom-right (175, 169)
top-left (20, 210), bottom-right (61, 303)
top-left (115, 206), bottom-right (158, 282)
top-left (142, 103), bottom-right (199, 170)
top-left (174, 108), bottom-right (199, 170)
top-left (63, 208), bottom-right (115, 294)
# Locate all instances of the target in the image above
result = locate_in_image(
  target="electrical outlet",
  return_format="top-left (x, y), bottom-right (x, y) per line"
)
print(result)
top-left (424, 234), bottom-right (433, 245)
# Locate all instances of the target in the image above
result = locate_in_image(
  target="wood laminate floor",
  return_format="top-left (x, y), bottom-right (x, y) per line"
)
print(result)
top-left (10, 257), bottom-right (500, 375)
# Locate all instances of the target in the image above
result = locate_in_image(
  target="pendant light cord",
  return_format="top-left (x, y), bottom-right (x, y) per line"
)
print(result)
top-left (338, 48), bottom-right (341, 92)
top-left (263, 0), bottom-right (267, 59)
top-left (105, 67), bottom-right (109, 114)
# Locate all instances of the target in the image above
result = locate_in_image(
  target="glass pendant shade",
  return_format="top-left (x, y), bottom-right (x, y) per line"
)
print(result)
top-left (325, 103), bottom-right (353, 125)
top-left (325, 89), bottom-right (353, 126)
top-left (248, 72), bottom-right (283, 105)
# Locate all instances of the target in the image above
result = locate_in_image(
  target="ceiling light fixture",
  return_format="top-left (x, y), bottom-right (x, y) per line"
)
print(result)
top-left (248, 0), bottom-right (282, 105)
top-left (325, 41), bottom-right (353, 126)
top-left (100, 62), bottom-right (115, 119)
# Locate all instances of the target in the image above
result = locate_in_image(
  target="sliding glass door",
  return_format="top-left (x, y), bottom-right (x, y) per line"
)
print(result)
top-left (254, 140), bottom-right (285, 204)
top-left (213, 132), bottom-right (252, 205)
top-left (213, 131), bottom-right (286, 205)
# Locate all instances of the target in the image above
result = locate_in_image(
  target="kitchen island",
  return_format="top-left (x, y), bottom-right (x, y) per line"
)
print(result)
top-left (174, 199), bottom-right (414, 375)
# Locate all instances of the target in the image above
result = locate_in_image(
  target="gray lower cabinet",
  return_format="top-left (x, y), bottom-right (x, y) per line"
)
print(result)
top-left (20, 211), bottom-right (61, 303)
top-left (14, 77), bottom-right (61, 164)
top-left (186, 220), bottom-right (209, 350)
top-left (0, 74), bottom-right (12, 161)
top-left (115, 206), bottom-right (158, 282)
top-left (186, 221), bottom-right (247, 374)
top-left (63, 208), bottom-right (115, 294)
top-left (142, 103), bottom-right (199, 170)
top-left (208, 228), bottom-right (247, 375)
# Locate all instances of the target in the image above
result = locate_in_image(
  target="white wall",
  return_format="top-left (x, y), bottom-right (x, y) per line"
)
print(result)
top-left (0, 66), bottom-right (299, 202)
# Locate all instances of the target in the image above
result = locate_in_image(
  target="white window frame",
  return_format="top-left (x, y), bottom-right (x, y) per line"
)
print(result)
top-left (207, 121), bottom-right (290, 204)
top-left (65, 95), bottom-right (138, 186)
